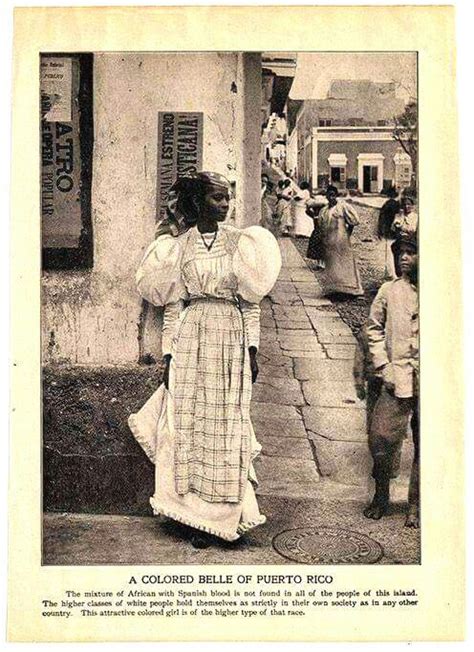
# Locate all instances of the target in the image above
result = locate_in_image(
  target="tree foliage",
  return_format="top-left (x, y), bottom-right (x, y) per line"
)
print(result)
top-left (392, 101), bottom-right (418, 179)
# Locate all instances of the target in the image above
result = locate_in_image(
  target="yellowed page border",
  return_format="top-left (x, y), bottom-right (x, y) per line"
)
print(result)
top-left (9, 5), bottom-right (463, 642)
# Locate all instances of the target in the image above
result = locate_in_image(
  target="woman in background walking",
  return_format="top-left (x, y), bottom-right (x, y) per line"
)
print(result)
top-left (305, 193), bottom-right (328, 269)
top-left (275, 178), bottom-right (294, 236)
top-left (293, 180), bottom-right (313, 238)
top-left (318, 185), bottom-right (363, 297)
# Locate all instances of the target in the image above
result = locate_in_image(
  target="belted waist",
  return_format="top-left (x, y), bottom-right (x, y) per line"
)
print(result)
top-left (188, 296), bottom-right (238, 306)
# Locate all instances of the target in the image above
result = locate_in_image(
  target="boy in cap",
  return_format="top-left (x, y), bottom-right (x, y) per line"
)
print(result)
top-left (364, 232), bottom-right (419, 528)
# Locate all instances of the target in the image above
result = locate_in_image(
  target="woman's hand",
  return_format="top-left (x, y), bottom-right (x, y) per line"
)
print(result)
top-left (163, 354), bottom-right (172, 390)
top-left (249, 346), bottom-right (259, 384)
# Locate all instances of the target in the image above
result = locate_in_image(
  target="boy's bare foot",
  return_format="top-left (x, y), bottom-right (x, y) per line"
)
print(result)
top-left (404, 506), bottom-right (419, 528)
top-left (363, 500), bottom-right (388, 520)
top-left (364, 473), bottom-right (390, 520)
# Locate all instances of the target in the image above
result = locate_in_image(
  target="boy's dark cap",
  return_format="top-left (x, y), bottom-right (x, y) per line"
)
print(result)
top-left (391, 232), bottom-right (417, 256)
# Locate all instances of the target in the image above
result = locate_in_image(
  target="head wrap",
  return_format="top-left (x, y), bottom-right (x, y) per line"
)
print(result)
top-left (155, 171), bottom-right (231, 238)
top-left (326, 184), bottom-right (339, 197)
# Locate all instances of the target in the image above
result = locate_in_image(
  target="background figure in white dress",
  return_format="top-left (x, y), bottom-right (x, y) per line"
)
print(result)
top-left (292, 180), bottom-right (313, 237)
top-left (129, 172), bottom-right (281, 548)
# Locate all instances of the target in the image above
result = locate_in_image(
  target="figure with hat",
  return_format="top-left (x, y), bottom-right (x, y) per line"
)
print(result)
top-left (316, 184), bottom-right (363, 296)
top-left (364, 231), bottom-right (419, 528)
top-left (129, 171), bottom-right (282, 548)
top-left (377, 185), bottom-right (401, 279)
top-left (392, 194), bottom-right (418, 238)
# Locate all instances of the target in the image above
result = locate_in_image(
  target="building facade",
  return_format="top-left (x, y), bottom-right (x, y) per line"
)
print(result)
top-left (288, 79), bottom-right (413, 192)
top-left (312, 127), bottom-right (412, 192)
top-left (41, 52), bottom-right (262, 366)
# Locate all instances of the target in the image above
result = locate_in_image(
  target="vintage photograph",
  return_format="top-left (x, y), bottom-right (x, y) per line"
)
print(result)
top-left (41, 50), bottom-right (419, 565)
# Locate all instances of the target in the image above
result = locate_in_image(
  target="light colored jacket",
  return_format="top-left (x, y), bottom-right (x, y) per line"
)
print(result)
top-left (366, 277), bottom-right (418, 398)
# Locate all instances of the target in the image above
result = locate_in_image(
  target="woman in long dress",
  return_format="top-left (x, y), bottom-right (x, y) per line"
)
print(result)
top-left (305, 194), bottom-right (328, 269)
top-left (275, 178), bottom-right (294, 236)
top-left (128, 171), bottom-right (281, 548)
top-left (260, 173), bottom-right (278, 236)
top-left (318, 185), bottom-right (363, 297)
top-left (292, 181), bottom-right (313, 238)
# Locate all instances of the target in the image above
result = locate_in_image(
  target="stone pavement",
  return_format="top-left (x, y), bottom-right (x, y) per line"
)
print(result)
top-left (43, 494), bottom-right (420, 565)
top-left (42, 238), bottom-right (419, 565)
top-left (253, 238), bottom-right (413, 495)
top-left (347, 195), bottom-right (387, 210)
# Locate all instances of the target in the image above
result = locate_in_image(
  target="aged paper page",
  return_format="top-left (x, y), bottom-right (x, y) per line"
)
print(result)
top-left (9, 5), bottom-right (463, 642)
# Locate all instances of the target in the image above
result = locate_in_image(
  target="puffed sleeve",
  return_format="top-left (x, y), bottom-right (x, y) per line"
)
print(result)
top-left (135, 235), bottom-right (187, 306)
top-left (233, 225), bottom-right (282, 303)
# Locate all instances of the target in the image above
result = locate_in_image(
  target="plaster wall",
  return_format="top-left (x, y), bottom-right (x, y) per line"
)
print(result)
top-left (42, 52), bottom-right (260, 365)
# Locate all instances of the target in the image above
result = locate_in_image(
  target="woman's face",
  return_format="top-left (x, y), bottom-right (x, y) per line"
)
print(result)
top-left (200, 187), bottom-right (230, 222)
top-left (327, 190), bottom-right (338, 206)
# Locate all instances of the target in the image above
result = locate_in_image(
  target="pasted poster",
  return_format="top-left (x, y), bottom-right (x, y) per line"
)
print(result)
top-left (156, 111), bottom-right (203, 221)
top-left (40, 57), bottom-right (72, 122)
top-left (40, 56), bottom-right (82, 249)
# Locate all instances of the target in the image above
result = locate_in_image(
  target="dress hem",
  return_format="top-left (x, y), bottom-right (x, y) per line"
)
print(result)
top-left (149, 497), bottom-right (266, 542)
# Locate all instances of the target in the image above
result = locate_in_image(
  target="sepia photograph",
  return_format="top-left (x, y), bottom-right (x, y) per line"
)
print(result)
top-left (40, 49), bottom-right (420, 566)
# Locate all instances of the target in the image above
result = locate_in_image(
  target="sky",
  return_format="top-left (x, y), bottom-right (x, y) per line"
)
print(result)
top-left (289, 52), bottom-right (417, 103)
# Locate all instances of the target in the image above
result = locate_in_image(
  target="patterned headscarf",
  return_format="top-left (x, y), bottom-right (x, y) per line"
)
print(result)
top-left (155, 171), bottom-right (231, 238)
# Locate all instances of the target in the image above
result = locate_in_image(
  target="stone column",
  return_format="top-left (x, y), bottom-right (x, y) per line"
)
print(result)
top-left (235, 52), bottom-right (262, 228)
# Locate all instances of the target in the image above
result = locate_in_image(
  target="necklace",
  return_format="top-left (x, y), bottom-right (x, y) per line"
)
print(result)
top-left (200, 228), bottom-right (218, 251)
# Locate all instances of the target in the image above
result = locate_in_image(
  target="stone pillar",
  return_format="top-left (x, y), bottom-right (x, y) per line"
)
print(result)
top-left (235, 52), bottom-right (262, 228)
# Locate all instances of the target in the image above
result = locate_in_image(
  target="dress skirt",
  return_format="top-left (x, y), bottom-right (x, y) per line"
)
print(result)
top-left (322, 223), bottom-right (363, 296)
top-left (128, 298), bottom-right (266, 541)
top-left (293, 205), bottom-right (313, 237)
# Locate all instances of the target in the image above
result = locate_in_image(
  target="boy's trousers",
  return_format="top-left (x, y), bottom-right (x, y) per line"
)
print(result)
top-left (368, 386), bottom-right (419, 507)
